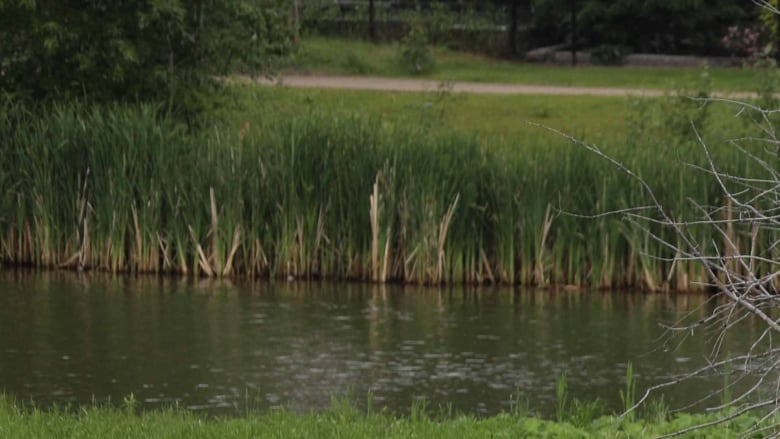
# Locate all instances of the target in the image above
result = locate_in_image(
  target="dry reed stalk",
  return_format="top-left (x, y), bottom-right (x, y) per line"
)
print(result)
top-left (157, 233), bottom-right (172, 272)
top-left (625, 246), bottom-right (635, 287)
top-left (642, 266), bottom-right (657, 291)
top-left (369, 176), bottom-right (380, 282)
top-left (749, 222), bottom-right (759, 274)
top-left (435, 194), bottom-right (460, 284)
top-left (534, 204), bottom-right (554, 287)
top-left (480, 248), bottom-right (495, 284)
top-left (59, 211), bottom-right (91, 271)
top-left (102, 237), bottom-right (112, 271)
top-left (1, 231), bottom-right (11, 260)
top-left (640, 233), bottom-right (657, 291)
top-left (131, 205), bottom-right (142, 270)
top-left (380, 226), bottom-right (391, 283)
top-left (663, 251), bottom-right (682, 291)
top-left (177, 237), bottom-right (189, 275)
top-left (311, 207), bottom-right (327, 276)
top-left (250, 239), bottom-right (268, 276)
top-left (599, 235), bottom-right (612, 289)
top-left (34, 216), bottom-right (52, 267)
top-left (102, 211), bottom-right (117, 271)
top-left (294, 217), bottom-right (304, 277)
top-left (222, 225), bottom-right (242, 276)
top-left (209, 187), bottom-right (221, 274)
top-left (58, 251), bottom-right (80, 269)
top-left (404, 246), bottom-right (419, 284)
top-left (189, 225), bottom-right (214, 277)
top-left (79, 212), bottom-right (90, 270)
top-left (723, 198), bottom-right (738, 276)
top-left (24, 221), bottom-right (33, 264)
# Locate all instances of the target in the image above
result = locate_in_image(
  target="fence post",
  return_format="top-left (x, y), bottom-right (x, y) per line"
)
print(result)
top-left (369, 0), bottom-right (376, 41)
top-left (570, 0), bottom-right (577, 66)
top-left (508, 0), bottom-right (519, 57)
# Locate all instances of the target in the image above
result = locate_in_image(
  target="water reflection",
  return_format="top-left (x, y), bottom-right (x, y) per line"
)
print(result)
top-left (0, 271), bottom-right (756, 417)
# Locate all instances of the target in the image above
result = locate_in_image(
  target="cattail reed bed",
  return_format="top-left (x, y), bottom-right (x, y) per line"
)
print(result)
top-left (0, 99), bottom-right (771, 291)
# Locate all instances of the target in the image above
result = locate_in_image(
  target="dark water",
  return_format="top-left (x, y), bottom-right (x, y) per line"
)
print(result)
top-left (0, 271), bottom-right (760, 417)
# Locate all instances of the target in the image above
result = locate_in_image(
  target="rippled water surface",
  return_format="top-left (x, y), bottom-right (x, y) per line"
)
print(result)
top-left (0, 272), bottom-right (758, 417)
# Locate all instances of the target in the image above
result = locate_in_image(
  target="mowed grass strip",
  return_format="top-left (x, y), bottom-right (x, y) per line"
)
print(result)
top-left (225, 85), bottom-right (633, 142)
top-left (283, 36), bottom-right (766, 93)
top-left (225, 84), bottom-right (748, 144)
top-left (0, 395), bottom-right (765, 439)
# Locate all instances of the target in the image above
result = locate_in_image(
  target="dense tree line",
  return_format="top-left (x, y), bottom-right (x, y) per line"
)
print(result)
top-left (312, 0), bottom-right (757, 56)
top-left (0, 0), bottom-right (297, 115)
top-left (429, 0), bottom-right (753, 55)
top-left (531, 0), bottom-right (751, 55)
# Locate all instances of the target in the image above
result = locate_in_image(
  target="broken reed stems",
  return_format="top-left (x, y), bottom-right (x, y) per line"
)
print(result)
top-left (0, 101), bottom-right (768, 290)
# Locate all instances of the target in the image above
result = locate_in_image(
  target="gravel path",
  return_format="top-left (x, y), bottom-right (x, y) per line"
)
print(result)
top-left (249, 74), bottom-right (756, 98)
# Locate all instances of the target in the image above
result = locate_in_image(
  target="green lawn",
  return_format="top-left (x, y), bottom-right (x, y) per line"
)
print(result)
top-left (227, 85), bottom-right (630, 141)
top-left (282, 37), bottom-right (768, 93)
top-left (225, 83), bottom-right (749, 148)
top-left (0, 395), bottom-right (765, 439)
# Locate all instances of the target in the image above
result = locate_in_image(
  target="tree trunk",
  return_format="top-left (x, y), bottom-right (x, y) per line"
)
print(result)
top-left (776, 8), bottom-right (780, 62)
top-left (571, 0), bottom-right (577, 66)
top-left (369, 0), bottom-right (376, 42)
top-left (508, 0), bottom-right (518, 57)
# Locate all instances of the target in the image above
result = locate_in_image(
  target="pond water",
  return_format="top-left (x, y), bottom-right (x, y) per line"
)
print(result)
top-left (0, 271), bottom-right (759, 417)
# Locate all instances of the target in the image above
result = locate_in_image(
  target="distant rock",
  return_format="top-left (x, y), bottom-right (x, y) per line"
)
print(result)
top-left (525, 44), bottom-right (569, 62)
top-left (527, 45), bottom-right (733, 67)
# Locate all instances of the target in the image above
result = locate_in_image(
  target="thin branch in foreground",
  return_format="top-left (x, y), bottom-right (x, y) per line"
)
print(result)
top-left (656, 399), bottom-right (779, 439)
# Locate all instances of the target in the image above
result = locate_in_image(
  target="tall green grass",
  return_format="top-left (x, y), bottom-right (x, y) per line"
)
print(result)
top-left (0, 96), bottom-right (772, 290)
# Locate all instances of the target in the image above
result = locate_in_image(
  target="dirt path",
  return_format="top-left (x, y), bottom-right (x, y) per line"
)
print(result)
top-left (249, 74), bottom-right (756, 98)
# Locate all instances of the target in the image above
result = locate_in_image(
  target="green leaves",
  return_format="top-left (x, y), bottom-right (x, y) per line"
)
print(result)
top-left (0, 0), bottom-right (297, 117)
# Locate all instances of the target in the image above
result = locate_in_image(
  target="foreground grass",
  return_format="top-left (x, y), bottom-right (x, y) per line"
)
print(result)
top-left (283, 37), bottom-right (767, 92)
top-left (0, 396), bottom-right (766, 439)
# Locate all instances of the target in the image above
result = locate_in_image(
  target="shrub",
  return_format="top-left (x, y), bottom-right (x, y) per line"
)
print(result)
top-left (721, 25), bottom-right (763, 59)
top-left (399, 24), bottom-right (436, 75)
top-left (0, 0), bottom-right (297, 118)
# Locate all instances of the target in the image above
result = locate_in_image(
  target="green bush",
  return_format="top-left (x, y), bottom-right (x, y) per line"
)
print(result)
top-left (345, 51), bottom-right (372, 74)
top-left (0, 0), bottom-right (297, 118)
top-left (400, 24), bottom-right (436, 75)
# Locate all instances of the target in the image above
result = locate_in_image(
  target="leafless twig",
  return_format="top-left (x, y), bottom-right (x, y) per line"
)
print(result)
top-left (531, 93), bottom-right (780, 434)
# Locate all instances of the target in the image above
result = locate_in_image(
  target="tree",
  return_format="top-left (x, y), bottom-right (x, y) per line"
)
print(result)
top-left (0, 0), bottom-right (297, 114)
top-left (507, 0), bottom-right (533, 57)
top-left (369, 0), bottom-right (376, 41)
top-left (756, 0), bottom-right (780, 61)
top-left (529, 0), bottom-right (750, 55)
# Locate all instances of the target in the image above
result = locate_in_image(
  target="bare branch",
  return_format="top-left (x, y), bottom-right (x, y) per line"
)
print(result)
top-left (655, 399), bottom-right (779, 439)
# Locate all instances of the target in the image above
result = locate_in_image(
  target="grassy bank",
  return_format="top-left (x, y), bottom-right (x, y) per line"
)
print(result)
top-left (224, 86), bottom-right (632, 142)
top-left (0, 395), bottom-right (765, 438)
top-left (283, 37), bottom-right (768, 93)
top-left (0, 90), bottom-right (775, 289)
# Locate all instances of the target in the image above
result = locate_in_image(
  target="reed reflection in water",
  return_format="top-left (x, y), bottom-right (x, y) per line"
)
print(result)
top-left (0, 272), bottom-right (756, 417)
